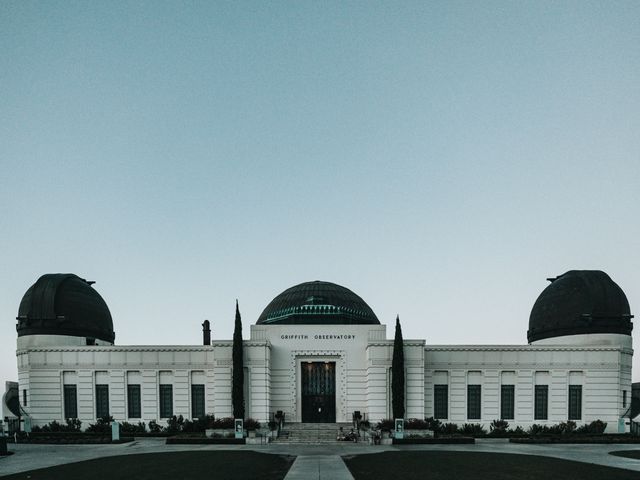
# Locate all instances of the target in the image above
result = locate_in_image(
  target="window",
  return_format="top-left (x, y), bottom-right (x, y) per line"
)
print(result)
top-left (127, 385), bottom-right (141, 418)
top-left (623, 390), bottom-right (628, 408)
top-left (501, 385), bottom-right (515, 420)
top-left (63, 384), bottom-right (77, 419)
top-left (22, 389), bottom-right (27, 407)
top-left (95, 384), bottom-right (109, 418)
top-left (467, 385), bottom-right (481, 419)
top-left (568, 385), bottom-right (582, 420)
top-left (191, 384), bottom-right (205, 419)
top-left (434, 385), bottom-right (448, 419)
top-left (160, 384), bottom-right (173, 418)
top-left (534, 385), bottom-right (548, 420)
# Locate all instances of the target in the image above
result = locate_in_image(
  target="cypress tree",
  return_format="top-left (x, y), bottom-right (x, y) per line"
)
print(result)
top-left (391, 315), bottom-right (405, 419)
top-left (232, 300), bottom-right (245, 419)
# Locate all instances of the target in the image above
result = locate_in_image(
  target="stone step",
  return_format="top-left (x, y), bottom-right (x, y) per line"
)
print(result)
top-left (273, 422), bottom-right (365, 444)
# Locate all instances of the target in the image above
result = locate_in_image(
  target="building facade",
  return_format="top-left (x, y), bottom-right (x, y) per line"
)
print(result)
top-left (6, 271), bottom-right (635, 432)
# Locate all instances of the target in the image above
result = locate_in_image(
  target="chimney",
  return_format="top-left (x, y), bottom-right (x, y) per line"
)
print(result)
top-left (202, 320), bottom-right (211, 346)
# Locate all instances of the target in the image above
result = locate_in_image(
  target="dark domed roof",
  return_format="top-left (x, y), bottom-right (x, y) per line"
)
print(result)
top-left (257, 281), bottom-right (380, 325)
top-left (17, 273), bottom-right (115, 343)
top-left (528, 270), bottom-right (633, 343)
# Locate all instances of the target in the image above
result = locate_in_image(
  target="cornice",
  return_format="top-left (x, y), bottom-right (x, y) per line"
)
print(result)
top-left (366, 340), bottom-right (426, 348)
top-left (424, 345), bottom-right (632, 353)
top-left (17, 341), bottom-right (270, 354)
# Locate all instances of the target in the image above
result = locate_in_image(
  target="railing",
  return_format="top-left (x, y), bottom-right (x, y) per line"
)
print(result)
top-left (631, 421), bottom-right (640, 436)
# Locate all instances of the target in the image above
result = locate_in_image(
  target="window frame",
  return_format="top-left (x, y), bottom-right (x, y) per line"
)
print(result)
top-left (63, 384), bottom-right (78, 419)
top-left (434, 384), bottom-right (448, 420)
top-left (191, 384), bottom-right (205, 419)
top-left (159, 384), bottom-right (173, 418)
top-left (467, 384), bottom-right (481, 420)
top-left (95, 384), bottom-right (110, 419)
top-left (500, 384), bottom-right (515, 420)
top-left (568, 385), bottom-right (582, 420)
top-left (534, 385), bottom-right (548, 420)
top-left (127, 384), bottom-right (142, 419)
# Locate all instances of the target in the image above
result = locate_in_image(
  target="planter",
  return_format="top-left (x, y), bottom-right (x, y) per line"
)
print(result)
top-left (206, 428), bottom-right (234, 438)
top-left (404, 429), bottom-right (434, 438)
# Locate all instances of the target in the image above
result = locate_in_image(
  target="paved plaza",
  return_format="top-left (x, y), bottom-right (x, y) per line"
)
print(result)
top-left (2, 438), bottom-right (640, 479)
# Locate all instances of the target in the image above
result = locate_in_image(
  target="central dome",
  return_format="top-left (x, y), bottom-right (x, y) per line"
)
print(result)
top-left (257, 281), bottom-right (380, 325)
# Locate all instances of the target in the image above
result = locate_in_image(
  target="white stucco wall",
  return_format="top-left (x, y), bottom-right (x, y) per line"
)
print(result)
top-left (15, 325), bottom-right (632, 433)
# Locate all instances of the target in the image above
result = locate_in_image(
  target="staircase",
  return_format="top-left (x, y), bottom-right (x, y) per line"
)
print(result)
top-left (273, 422), bottom-right (357, 444)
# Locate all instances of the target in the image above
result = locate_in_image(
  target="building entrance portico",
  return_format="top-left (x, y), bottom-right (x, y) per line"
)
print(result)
top-left (301, 361), bottom-right (336, 422)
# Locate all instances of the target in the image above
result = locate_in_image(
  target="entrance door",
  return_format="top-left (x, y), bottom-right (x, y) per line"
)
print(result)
top-left (301, 362), bottom-right (336, 423)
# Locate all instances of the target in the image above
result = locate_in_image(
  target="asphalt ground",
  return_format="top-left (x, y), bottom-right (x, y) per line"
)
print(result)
top-left (0, 451), bottom-right (295, 480)
top-left (343, 451), bottom-right (640, 480)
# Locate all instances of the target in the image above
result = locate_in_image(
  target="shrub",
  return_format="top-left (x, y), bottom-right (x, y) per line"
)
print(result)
top-left (490, 419), bottom-right (509, 434)
top-left (148, 420), bottom-right (163, 433)
top-left (461, 423), bottom-right (487, 436)
top-left (86, 416), bottom-right (114, 434)
top-left (528, 424), bottom-right (547, 435)
top-left (244, 418), bottom-right (261, 430)
top-left (376, 419), bottom-right (395, 432)
top-left (405, 418), bottom-right (429, 430)
top-left (120, 421), bottom-right (146, 435)
top-left (65, 418), bottom-right (82, 432)
top-left (212, 417), bottom-right (235, 429)
top-left (199, 414), bottom-right (216, 430)
top-left (268, 420), bottom-right (278, 431)
top-left (182, 419), bottom-right (195, 433)
top-left (562, 421), bottom-right (577, 434)
top-left (425, 417), bottom-right (443, 433)
top-left (165, 415), bottom-right (185, 434)
top-left (32, 418), bottom-right (82, 433)
top-left (576, 420), bottom-right (607, 434)
top-left (441, 423), bottom-right (459, 435)
top-left (509, 426), bottom-right (525, 435)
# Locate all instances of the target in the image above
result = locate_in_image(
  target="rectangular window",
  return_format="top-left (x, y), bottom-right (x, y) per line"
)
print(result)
top-left (95, 384), bottom-right (109, 418)
top-left (534, 385), bottom-right (548, 420)
top-left (434, 385), bottom-right (448, 419)
top-left (23, 389), bottom-right (27, 407)
top-left (568, 385), bottom-right (582, 420)
top-left (623, 390), bottom-right (627, 408)
top-left (501, 385), bottom-right (515, 420)
top-left (159, 384), bottom-right (173, 418)
top-left (63, 384), bottom-right (77, 419)
top-left (127, 385), bottom-right (141, 418)
top-left (191, 384), bottom-right (205, 419)
top-left (467, 385), bottom-right (481, 420)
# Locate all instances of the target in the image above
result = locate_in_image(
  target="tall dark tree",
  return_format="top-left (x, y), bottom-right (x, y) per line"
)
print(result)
top-left (391, 315), bottom-right (405, 419)
top-left (232, 300), bottom-right (245, 419)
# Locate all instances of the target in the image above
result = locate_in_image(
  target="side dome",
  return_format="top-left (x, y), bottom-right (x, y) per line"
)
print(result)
top-left (17, 273), bottom-right (115, 343)
top-left (528, 270), bottom-right (633, 343)
top-left (257, 281), bottom-right (380, 325)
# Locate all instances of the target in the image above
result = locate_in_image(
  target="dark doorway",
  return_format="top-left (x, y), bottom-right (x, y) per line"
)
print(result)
top-left (301, 361), bottom-right (336, 423)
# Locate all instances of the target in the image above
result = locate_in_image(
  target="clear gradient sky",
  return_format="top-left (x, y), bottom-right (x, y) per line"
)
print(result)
top-left (1, 1), bottom-right (639, 385)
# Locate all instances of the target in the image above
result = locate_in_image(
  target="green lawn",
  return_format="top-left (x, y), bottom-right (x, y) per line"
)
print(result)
top-left (2, 451), bottom-right (295, 480)
top-left (343, 451), bottom-right (640, 480)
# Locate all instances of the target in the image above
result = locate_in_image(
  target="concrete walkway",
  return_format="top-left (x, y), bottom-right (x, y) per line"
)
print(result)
top-left (284, 455), bottom-right (354, 480)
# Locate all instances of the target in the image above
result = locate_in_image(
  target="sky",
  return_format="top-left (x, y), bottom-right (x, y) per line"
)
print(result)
top-left (1, 1), bottom-right (639, 385)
